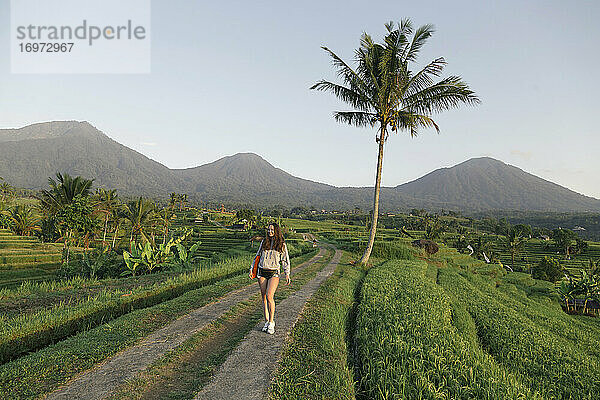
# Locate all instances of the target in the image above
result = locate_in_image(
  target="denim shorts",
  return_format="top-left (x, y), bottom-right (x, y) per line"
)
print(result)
top-left (257, 267), bottom-right (280, 280)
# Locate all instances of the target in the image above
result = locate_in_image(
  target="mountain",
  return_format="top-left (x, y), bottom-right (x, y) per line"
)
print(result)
top-left (0, 121), bottom-right (182, 195)
top-left (395, 157), bottom-right (600, 212)
top-left (0, 121), bottom-right (599, 212)
top-left (173, 153), bottom-right (334, 201)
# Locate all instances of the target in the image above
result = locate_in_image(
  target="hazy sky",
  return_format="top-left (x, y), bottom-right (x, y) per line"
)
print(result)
top-left (1, 0), bottom-right (599, 197)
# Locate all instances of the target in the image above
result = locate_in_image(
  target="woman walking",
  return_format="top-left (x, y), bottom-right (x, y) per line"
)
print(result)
top-left (250, 223), bottom-right (291, 334)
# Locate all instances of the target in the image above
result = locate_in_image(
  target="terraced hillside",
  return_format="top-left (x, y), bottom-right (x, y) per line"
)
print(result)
top-left (442, 231), bottom-right (600, 277)
top-left (171, 210), bottom-right (253, 260)
top-left (490, 238), bottom-right (600, 277)
top-left (0, 229), bottom-right (64, 288)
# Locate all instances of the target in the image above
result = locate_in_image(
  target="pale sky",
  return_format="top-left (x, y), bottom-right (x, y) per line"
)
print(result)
top-left (0, 0), bottom-right (598, 198)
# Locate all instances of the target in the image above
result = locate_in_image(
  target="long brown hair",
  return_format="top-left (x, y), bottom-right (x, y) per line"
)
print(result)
top-left (261, 223), bottom-right (285, 252)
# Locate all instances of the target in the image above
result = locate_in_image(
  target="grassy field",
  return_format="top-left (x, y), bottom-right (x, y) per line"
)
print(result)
top-left (1, 214), bottom-right (599, 399)
top-left (271, 220), bottom-right (600, 400)
top-left (270, 251), bottom-right (362, 400)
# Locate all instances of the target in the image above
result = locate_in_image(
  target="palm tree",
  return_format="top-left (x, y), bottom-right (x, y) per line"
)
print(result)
top-left (38, 172), bottom-right (94, 215)
top-left (0, 201), bottom-right (10, 229)
top-left (311, 20), bottom-right (479, 264)
top-left (94, 188), bottom-right (120, 247)
top-left (169, 192), bottom-right (178, 211)
top-left (9, 205), bottom-right (40, 236)
top-left (505, 227), bottom-right (527, 269)
top-left (180, 193), bottom-right (188, 211)
top-left (0, 181), bottom-right (13, 202)
top-left (154, 208), bottom-right (174, 245)
top-left (122, 197), bottom-right (156, 245)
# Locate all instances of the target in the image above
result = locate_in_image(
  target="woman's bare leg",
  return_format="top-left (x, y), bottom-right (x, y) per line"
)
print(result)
top-left (266, 276), bottom-right (280, 323)
top-left (258, 277), bottom-right (269, 322)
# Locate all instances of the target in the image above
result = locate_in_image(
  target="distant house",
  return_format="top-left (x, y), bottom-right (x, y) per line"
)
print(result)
top-left (573, 226), bottom-right (586, 231)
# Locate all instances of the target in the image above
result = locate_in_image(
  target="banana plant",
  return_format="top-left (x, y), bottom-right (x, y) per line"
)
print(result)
top-left (175, 241), bottom-right (201, 268)
top-left (123, 228), bottom-right (194, 275)
top-left (557, 278), bottom-right (577, 313)
top-left (122, 246), bottom-right (142, 277)
top-left (81, 247), bottom-right (110, 279)
top-left (579, 269), bottom-right (599, 314)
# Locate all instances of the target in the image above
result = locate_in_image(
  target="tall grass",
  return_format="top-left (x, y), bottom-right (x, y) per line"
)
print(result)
top-left (333, 239), bottom-right (417, 260)
top-left (354, 259), bottom-right (537, 400)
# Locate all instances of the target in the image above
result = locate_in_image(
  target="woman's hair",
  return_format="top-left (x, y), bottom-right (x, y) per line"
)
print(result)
top-left (261, 223), bottom-right (285, 252)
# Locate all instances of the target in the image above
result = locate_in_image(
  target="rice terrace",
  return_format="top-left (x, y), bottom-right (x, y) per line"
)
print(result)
top-left (1, 2), bottom-right (600, 400)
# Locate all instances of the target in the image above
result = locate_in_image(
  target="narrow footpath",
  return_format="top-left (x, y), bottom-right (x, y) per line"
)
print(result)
top-left (194, 248), bottom-right (342, 400)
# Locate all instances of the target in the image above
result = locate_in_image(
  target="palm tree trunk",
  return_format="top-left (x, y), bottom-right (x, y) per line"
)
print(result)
top-left (112, 223), bottom-right (119, 249)
top-left (102, 213), bottom-right (109, 245)
top-left (360, 126), bottom-right (386, 265)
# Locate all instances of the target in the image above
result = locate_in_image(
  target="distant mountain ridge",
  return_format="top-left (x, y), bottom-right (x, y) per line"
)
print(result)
top-left (395, 157), bottom-right (600, 212)
top-left (0, 121), bottom-right (598, 212)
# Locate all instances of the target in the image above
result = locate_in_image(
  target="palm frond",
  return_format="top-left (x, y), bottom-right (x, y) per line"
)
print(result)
top-left (310, 80), bottom-right (374, 111)
top-left (334, 111), bottom-right (377, 127)
top-left (403, 57), bottom-right (446, 98)
top-left (320, 46), bottom-right (370, 98)
top-left (402, 76), bottom-right (480, 114)
top-left (393, 112), bottom-right (440, 137)
top-left (313, 20), bottom-right (479, 141)
top-left (403, 23), bottom-right (435, 62)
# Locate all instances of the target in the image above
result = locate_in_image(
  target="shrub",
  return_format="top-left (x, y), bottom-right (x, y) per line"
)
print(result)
top-left (531, 256), bottom-right (563, 282)
top-left (57, 249), bottom-right (125, 280)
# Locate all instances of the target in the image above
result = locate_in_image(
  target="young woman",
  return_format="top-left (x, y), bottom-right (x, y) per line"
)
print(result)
top-left (249, 223), bottom-right (291, 334)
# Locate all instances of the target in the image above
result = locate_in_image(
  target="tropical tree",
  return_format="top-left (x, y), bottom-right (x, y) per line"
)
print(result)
top-left (9, 205), bottom-right (40, 236)
top-left (505, 226), bottom-right (527, 269)
top-left (423, 216), bottom-right (443, 240)
top-left (55, 194), bottom-right (96, 262)
top-left (552, 228), bottom-right (577, 258)
top-left (38, 173), bottom-right (94, 215)
top-left (0, 204), bottom-right (9, 229)
top-left (311, 20), bottom-right (479, 264)
top-left (169, 192), bottom-right (178, 210)
top-left (180, 193), bottom-right (188, 211)
top-left (154, 208), bottom-right (175, 245)
top-left (94, 188), bottom-right (120, 247)
top-left (0, 180), bottom-right (14, 202)
top-left (122, 197), bottom-right (156, 245)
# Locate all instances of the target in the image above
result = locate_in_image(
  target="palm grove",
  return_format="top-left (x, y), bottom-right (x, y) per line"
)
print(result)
top-left (0, 173), bottom-right (200, 278)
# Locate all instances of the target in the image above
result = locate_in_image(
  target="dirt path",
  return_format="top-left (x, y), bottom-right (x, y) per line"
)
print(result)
top-left (193, 248), bottom-right (342, 400)
top-left (43, 248), bottom-right (327, 400)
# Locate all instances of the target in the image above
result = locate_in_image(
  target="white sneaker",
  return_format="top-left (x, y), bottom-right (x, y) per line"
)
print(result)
top-left (267, 321), bottom-right (275, 334)
top-left (261, 321), bottom-right (269, 332)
